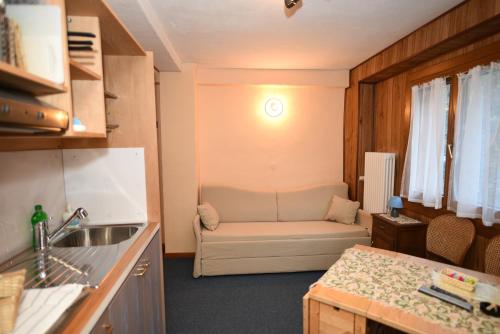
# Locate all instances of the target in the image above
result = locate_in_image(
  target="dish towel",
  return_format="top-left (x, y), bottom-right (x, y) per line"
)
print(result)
top-left (12, 284), bottom-right (85, 334)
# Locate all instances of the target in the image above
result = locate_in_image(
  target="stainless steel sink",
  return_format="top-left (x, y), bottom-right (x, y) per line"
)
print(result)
top-left (52, 225), bottom-right (139, 247)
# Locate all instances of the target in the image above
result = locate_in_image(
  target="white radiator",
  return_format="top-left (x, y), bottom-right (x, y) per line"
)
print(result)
top-left (363, 152), bottom-right (395, 213)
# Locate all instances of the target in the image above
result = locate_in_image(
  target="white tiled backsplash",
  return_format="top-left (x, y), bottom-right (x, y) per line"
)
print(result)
top-left (0, 148), bottom-right (147, 264)
top-left (0, 150), bottom-right (66, 263)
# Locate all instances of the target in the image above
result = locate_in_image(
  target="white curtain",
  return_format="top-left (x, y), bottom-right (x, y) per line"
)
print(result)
top-left (401, 78), bottom-right (449, 209)
top-left (448, 61), bottom-right (500, 226)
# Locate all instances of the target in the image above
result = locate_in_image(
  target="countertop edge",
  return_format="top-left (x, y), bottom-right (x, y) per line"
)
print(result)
top-left (59, 221), bottom-right (161, 334)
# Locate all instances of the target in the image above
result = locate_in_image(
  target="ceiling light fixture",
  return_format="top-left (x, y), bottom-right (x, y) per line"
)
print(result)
top-left (284, 0), bottom-right (301, 9)
top-left (265, 98), bottom-right (284, 118)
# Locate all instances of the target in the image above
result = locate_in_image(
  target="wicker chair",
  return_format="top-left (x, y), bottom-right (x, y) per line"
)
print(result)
top-left (485, 234), bottom-right (500, 276)
top-left (426, 214), bottom-right (475, 266)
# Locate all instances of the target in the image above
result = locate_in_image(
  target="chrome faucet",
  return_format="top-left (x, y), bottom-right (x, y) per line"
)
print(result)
top-left (33, 208), bottom-right (88, 251)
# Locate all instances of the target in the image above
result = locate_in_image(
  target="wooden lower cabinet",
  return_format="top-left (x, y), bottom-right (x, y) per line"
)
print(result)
top-left (89, 309), bottom-right (111, 334)
top-left (319, 303), bottom-right (359, 333)
top-left (305, 295), bottom-right (366, 334)
top-left (91, 231), bottom-right (165, 334)
top-left (371, 214), bottom-right (427, 257)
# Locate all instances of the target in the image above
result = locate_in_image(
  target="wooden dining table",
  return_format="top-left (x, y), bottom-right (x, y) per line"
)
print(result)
top-left (303, 244), bottom-right (500, 334)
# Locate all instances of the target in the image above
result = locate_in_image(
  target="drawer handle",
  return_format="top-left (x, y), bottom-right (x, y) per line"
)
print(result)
top-left (139, 258), bottom-right (151, 268)
top-left (133, 265), bottom-right (149, 277)
top-left (102, 324), bottom-right (113, 334)
top-left (379, 225), bottom-right (385, 230)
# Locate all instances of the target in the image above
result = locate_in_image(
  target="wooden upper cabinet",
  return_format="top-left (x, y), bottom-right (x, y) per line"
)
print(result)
top-left (65, 0), bottom-right (145, 56)
top-left (0, 0), bottom-right (147, 139)
top-left (0, 0), bottom-right (69, 95)
top-left (65, 15), bottom-right (106, 137)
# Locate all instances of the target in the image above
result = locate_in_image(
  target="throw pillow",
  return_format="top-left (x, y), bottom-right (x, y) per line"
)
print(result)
top-left (198, 202), bottom-right (219, 231)
top-left (325, 196), bottom-right (360, 225)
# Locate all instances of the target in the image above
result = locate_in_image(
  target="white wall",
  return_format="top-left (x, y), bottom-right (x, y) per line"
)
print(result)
top-left (197, 84), bottom-right (345, 190)
top-left (158, 67), bottom-right (347, 253)
top-left (0, 150), bottom-right (66, 263)
top-left (160, 63), bottom-right (199, 253)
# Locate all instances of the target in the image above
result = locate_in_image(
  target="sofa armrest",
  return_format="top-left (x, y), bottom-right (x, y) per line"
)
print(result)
top-left (357, 209), bottom-right (372, 235)
top-left (193, 215), bottom-right (202, 278)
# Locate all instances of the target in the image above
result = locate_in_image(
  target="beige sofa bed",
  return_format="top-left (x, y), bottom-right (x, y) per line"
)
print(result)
top-left (193, 183), bottom-right (372, 277)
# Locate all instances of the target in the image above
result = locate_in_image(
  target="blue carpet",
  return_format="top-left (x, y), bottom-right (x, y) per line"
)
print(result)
top-left (164, 258), bottom-right (325, 334)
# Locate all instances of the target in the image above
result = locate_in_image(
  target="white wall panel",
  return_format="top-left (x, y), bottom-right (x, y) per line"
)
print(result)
top-left (63, 148), bottom-right (147, 224)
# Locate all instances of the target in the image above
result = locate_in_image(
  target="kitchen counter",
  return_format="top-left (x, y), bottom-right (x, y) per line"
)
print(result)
top-left (0, 224), bottom-right (148, 289)
top-left (0, 221), bottom-right (161, 333)
top-left (60, 221), bottom-right (161, 333)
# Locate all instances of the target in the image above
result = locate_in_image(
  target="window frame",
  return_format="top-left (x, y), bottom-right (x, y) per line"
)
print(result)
top-left (401, 40), bottom-right (500, 234)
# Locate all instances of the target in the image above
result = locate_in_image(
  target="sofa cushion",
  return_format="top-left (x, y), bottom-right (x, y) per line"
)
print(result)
top-left (325, 196), bottom-right (360, 225)
top-left (201, 221), bottom-right (369, 242)
top-left (277, 184), bottom-right (348, 221)
top-left (202, 238), bottom-right (371, 260)
top-left (198, 202), bottom-right (220, 231)
top-left (201, 186), bottom-right (277, 222)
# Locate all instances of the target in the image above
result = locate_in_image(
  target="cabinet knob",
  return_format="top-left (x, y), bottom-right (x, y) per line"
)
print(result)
top-left (102, 324), bottom-right (113, 334)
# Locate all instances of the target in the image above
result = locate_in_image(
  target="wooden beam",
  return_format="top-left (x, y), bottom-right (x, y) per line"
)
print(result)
top-left (362, 14), bottom-right (500, 82)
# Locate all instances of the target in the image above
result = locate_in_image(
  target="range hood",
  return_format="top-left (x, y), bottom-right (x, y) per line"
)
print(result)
top-left (0, 89), bottom-right (69, 134)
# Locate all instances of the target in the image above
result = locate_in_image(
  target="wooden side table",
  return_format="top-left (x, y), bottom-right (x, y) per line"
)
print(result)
top-left (371, 213), bottom-right (427, 257)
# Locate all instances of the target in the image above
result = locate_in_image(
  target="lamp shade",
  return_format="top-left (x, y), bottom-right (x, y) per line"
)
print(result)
top-left (388, 196), bottom-right (403, 209)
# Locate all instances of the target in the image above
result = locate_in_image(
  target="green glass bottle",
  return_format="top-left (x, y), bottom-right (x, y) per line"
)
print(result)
top-left (31, 204), bottom-right (48, 250)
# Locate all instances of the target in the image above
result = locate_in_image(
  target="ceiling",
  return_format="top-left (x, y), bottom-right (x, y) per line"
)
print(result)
top-left (109, 0), bottom-right (463, 71)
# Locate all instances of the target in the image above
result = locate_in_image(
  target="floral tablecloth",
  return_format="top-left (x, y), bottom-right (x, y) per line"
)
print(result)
top-left (316, 248), bottom-right (500, 334)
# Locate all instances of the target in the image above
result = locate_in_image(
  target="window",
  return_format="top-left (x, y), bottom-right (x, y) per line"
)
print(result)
top-left (400, 77), bottom-right (450, 209)
top-left (448, 61), bottom-right (500, 226)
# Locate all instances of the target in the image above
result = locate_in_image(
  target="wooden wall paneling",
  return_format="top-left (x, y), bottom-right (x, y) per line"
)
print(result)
top-left (372, 40), bottom-right (500, 270)
top-left (373, 72), bottom-right (408, 195)
top-left (344, 1), bottom-right (500, 202)
top-left (343, 69), bottom-right (360, 200)
top-left (63, 52), bottom-right (161, 225)
top-left (344, 1), bottom-right (500, 270)
top-left (356, 83), bottom-right (375, 207)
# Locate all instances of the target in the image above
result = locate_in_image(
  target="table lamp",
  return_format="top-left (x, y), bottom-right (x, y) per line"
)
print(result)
top-left (389, 196), bottom-right (403, 218)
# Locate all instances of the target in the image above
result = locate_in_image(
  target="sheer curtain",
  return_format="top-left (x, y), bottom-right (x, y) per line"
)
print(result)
top-left (400, 78), bottom-right (449, 209)
top-left (448, 61), bottom-right (500, 226)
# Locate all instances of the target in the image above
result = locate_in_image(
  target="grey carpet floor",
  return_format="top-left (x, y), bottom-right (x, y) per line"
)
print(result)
top-left (164, 258), bottom-right (325, 334)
